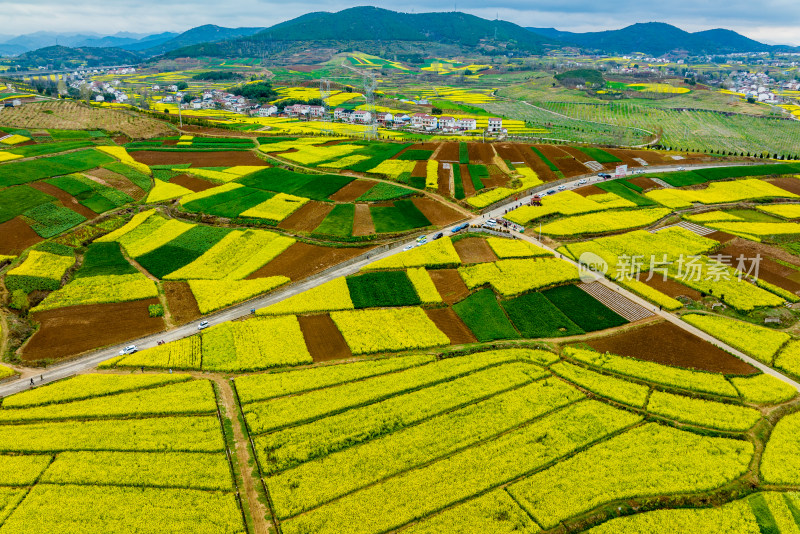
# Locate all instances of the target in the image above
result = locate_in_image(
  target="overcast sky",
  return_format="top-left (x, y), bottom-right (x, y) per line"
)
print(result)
top-left (1, 0), bottom-right (797, 45)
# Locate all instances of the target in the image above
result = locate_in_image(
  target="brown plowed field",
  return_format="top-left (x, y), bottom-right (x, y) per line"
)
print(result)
top-left (502, 144), bottom-right (559, 183)
top-left (534, 145), bottom-right (586, 177)
top-left (0, 217), bottom-right (41, 255)
top-left (298, 314), bottom-right (353, 362)
top-left (28, 182), bottom-right (97, 219)
top-left (426, 308), bottom-right (477, 345)
top-left (429, 269), bottom-right (471, 305)
top-left (574, 185), bottom-right (606, 197)
top-left (628, 150), bottom-right (668, 165)
top-left (169, 174), bottom-right (216, 192)
top-left (641, 276), bottom-right (702, 300)
top-left (467, 143), bottom-right (495, 164)
top-left (130, 150), bottom-right (266, 167)
top-left (460, 164), bottom-right (476, 197)
top-left (604, 149), bottom-right (641, 169)
top-left (246, 242), bottom-right (372, 281)
top-left (454, 237), bottom-right (498, 264)
top-left (626, 177), bottom-right (660, 191)
top-left (163, 281), bottom-right (202, 325)
top-left (352, 204), bottom-right (375, 236)
top-left (769, 178), bottom-right (800, 196)
top-left (412, 198), bottom-right (463, 227)
top-left (437, 163), bottom-right (451, 197)
top-left (278, 201), bottom-right (334, 232)
top-left (23, 298), bottom-right (165, 362)
top-left (412, 160), bottom-right (428, 179)
top-left (328, 180), bottom-right (376, 202)
top-left (585, 321), bottom-right (756, 374)
top-left (86, 168), bottom-right (147, 200)
top-left (559, 146), bottom-right (594, 164)
top-left (437, 142), bottom-right (459, 161)
top-left (706, 231), bottom-right (737, 244)
top-left (719, 242), bottom-right (800, 295)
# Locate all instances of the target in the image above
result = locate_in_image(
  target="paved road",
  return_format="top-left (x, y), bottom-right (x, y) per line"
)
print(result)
top-left (0, 159), bottom-right (789, 397)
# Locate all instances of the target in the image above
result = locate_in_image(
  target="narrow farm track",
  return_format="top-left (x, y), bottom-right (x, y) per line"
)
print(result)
top-left (577, 282), bottom-right (654, 322)
top-left (213, 377), bottom-right (271, 534)
top-left (0, 159), bottom-right (793, 397)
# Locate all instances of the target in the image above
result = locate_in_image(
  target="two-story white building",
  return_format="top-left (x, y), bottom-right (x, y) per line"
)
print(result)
top-left (352, 110), bottom-right (372, 123)
top-left (455, 118), bottom-right (477, 131)
top-left (487, 118), bottom-right (503, 132)
top-left (438, 116), bottom-right (456, 130)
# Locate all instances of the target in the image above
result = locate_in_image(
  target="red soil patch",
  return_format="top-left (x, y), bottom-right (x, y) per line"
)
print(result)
top-left (298, 314), bottom-right (354, 362)
top-left (769, 178), bottom-right (800, 196)
top-left (719, 242), bottom-right (800, 295)
top-left (286, 65), bottom-right (317, 73)
top-left (437, 142), bottom-right (460, 161)
top-left (328, 180), bottom-right (376, 202)
top-left (426, 308), bottom-right (477, 345)
top-left (163, 281), bottom-right (202, 325)
top-left (429, 269), bottom-right (471, 305)
top-left (497, 144), bottom-right (558, 183)
top-left (0, 217), bottom-right (42, 255)
top-left (168, 174), bottom-right (216, 193)
top-left (641, 276), bottom-right (702, 300)
top-left (246, 242), bottom-right (372, 281)
top-left (467, 143), bottom-right (495, 165)
top-left (352, 204), bottom-right (375, 236)
top-left (437, 163), bottom-right (451, 197)
top-left (130, 150), bottom-right (265, 167)
top-left (113, 135), bottom-right (130, 145)
top-left (585, 321), bottom-right (757, 374)
top-left (603, 149), bottom-right (641, 169)
top-left (559, 146), bottom-right (595, 165)
top-left (23, 298), bottom-right (166, 362)
top-left (460, 164), bottom-right (476, 197)
top-left (454, 237), bottom-right (498, 264)
top-left (28, 182), bottom-right (97, 219)
top-left (534, 145), bottom-right (585, 177)
top-left (573, 184), bottom-right (606, 197)
top-left (626, 177), bottom-right (660, 191)
top-left (412, 197), bottom-right (464, 227)
top-left (705, 231), bottom-right (738, 244)
top-left (86, 168), bottom-right (147, 200)
top-left (628, 150), bottom-right (668, 165)
top-left (412, 160), bottom-right (428, 178)
top-left (278, 201), bottom-right (335, 232)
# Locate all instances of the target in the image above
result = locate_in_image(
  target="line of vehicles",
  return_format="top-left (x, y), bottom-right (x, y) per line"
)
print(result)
top-left (118, 321), bottom-right (209, 356)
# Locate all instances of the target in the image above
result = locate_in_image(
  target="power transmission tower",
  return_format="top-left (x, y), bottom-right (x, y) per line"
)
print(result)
top-left (319, 78), bottom-right (331, 109)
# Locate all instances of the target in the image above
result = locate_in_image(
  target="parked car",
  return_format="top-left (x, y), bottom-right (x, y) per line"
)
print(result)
top-left (451, 223), bottom-right (469, 233)
top-left (403, 243), bottom-right (417, 251)
top-left (597, 173), bottom-right (612, 179)
top-left (119, 345), bottom-right (137, 356)
top-left (432, 232), bottom-right (444, 240)
top-left (416, 235), bottom-right (427, 243)
top-left (198, 321), bottom-right (209, 330)
top-left (677, 167), bottom-right (686, 171)
top-left (546, 189), bottom-right (557, 196)
top-left (486, 219), bottom-right (497, 227)
top-left (577, 179), bottom-right (587, 185)
top-left (557, 185), bottom-right (566, 191)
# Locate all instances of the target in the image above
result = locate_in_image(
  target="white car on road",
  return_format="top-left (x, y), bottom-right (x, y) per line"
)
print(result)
top-left (198, 321), bottom-right (210, 330)
top-left (403, 243), bottom-right (417, 251)
top-left (577, 179), bottom-right (587, 185)
top-left (119, 345), bottom-right (137, 356)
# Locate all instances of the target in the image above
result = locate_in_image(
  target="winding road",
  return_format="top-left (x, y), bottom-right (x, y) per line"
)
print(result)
top-left (2, 158), bottom-right (797, 397)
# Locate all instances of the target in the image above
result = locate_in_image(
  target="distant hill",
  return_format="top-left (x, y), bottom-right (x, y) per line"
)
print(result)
top-left (165, 7), bottom-right (556, 59)
top-left (0, 44), bottom-right (27, 57)
top-left (15, 45), bottom-right (141, 67)
top-left (144, 25), bottom-right (265, 54)
top-left (526, 22), bottom-right (783, 55)
top-left (120, 32), bottom-right (180, 51)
